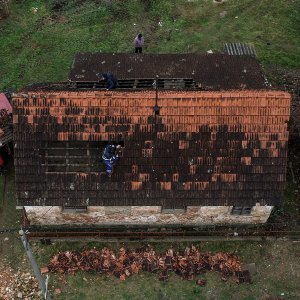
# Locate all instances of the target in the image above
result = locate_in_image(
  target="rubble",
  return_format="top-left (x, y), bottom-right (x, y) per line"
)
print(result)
top-left (46, 245), bottom-right (247, 283)
top-left (54, 288), bottom-right (62, 295)
top-left (196, 279), bottom-right (206, 286)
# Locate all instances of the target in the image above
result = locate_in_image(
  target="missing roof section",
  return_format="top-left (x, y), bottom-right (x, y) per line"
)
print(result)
top-left (67, 53), bottom-right (267, 90)
top-left (40, 141), bottom-right (106, 173)
top-left (75, 78), bottom-right (195, 89)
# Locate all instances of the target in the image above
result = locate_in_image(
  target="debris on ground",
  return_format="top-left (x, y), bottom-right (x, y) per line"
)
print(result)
top-left (45, 245), bottom-right (248, 283)
top-left (31, 7), bottom-right (38, 14)
top-left (54, 288), bottom-right (62, 295)
top-left (0, 265), bottom-right (41, 300)
top-left (219, 11), bottom-right (227, 18)
top-left (196, 279), bottom-right (206, 286)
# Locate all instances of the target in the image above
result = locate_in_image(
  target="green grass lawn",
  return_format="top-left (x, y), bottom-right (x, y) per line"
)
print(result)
top-left (0, 169), bottom-right (24, 269)
top-left (32, 240), bottom-right (300, 300)
top-left (0, 0), bottom-right (299, 91)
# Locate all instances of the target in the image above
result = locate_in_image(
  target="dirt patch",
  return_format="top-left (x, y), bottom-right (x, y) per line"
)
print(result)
top-left (0, 3), bottom-right (9, 21)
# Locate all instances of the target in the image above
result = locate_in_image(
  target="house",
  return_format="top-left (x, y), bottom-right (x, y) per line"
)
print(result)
top-left (13, 53), bottom-right (290, 226)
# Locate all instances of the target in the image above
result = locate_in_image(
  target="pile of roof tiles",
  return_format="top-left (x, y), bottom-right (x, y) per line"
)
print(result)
top-left (44, 245), bottom-right (245, 283)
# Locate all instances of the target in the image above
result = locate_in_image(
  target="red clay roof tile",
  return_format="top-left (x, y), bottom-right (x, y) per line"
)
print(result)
top-left (14, 90), bottom-right (290, 207)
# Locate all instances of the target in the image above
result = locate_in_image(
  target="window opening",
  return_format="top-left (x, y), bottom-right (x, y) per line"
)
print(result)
top-left (231, 206), bottom-right (252, 215)
top-left (63, 205), bottom-right (87, 213)
top-left (161, 207), bottom-right (186, 214)
top-left (161, 204), bottom-right (187, 214)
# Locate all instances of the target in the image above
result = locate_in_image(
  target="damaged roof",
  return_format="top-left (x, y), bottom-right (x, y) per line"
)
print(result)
top-left (68, 53), bottom-right (267, 90)
top-left (13, 90), bottom-right (290, 208)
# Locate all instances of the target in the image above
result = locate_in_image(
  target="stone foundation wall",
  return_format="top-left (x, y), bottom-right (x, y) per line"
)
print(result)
top-left (23, 204), bottom-right (273, 226)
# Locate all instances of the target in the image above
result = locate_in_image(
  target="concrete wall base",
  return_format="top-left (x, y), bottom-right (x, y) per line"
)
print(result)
top-left (23, 204), bottom-right (273, 226)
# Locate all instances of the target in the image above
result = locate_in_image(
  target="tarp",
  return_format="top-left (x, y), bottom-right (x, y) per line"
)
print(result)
top-left (0, 93), bottom-right (12, 113)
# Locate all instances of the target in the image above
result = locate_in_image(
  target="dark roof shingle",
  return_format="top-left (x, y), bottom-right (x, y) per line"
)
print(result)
top-left (68, 53), bottom-right (267, 90)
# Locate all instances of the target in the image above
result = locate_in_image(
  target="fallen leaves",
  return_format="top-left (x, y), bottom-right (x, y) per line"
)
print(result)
top-left (0, 266), bottom-right (41, 300)
top-left (44, 245), bottom-right (246, 283)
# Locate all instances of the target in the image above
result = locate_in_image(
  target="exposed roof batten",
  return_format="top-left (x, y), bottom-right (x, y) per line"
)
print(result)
top-left (68, 53), bottom-right (267, 90)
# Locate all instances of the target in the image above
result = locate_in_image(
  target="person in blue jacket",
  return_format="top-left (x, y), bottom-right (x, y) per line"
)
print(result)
top-left (101, 72), bottom-right (118, 90)
top-left (102, 144), bottom-right (121, 175)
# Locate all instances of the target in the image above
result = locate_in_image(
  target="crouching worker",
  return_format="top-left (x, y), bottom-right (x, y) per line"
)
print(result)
top-left (102, 144), bottom-right (121, 175)
top-left (101, 72), bottom-right (118, 90)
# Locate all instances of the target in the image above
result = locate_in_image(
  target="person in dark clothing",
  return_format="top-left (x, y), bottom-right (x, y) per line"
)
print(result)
top-left (101, 72), bottom-right (118, 90)
top-left (102, 144), bottom-right (121, 175)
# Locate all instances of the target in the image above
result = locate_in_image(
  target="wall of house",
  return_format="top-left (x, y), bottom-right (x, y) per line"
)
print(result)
top-left (23, 204), bottom-right (273, 226)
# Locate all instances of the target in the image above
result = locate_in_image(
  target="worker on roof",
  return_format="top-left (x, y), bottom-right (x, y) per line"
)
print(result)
top-left (102, 144), bottom-right (121, 175)
top-left (101, 72), bottom-right (118, 90)
top-left (133, 33), bottom-right (144, 53)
